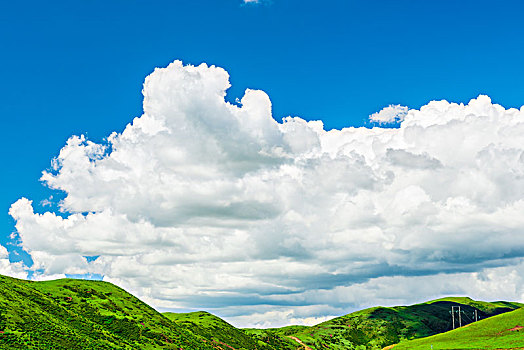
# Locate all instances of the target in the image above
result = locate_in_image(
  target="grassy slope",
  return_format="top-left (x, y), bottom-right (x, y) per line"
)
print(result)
top-left (164, 311), bottom-right (299, 350)
top-left (393, 307), bottom-right (524, 349)
top-left (164, 311), bottom-right (260, 349)
top-left (288, 298), bottom-right (523, 350)
top-left (2, 272), bottom-right (522, 350)
top-left (243, 325), bottom-right (310, 337)
top-left (242, 325), bottom-right (310, 349)
top-left (0, 274), bottom-right (215, 350)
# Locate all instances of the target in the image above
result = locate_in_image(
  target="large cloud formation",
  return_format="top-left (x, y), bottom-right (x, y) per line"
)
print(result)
top-left (8, 61), bottom-right (524, 327)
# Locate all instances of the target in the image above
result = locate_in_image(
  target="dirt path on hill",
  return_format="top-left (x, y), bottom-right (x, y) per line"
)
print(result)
top-left (287, 336), bottom-right (313, 350)
top-left (382, 345), bottom-right (396, 350)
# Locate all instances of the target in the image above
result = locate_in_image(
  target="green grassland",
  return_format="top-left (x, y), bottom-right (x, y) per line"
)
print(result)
top-left (243, 325), bottom-right (310, 338)
top-left (0, 274), bottom-right (216, 349)
top-left (286, 297), bottom-right (523, 350)
top-left (164, 311), bottom-right (298, 350)
top-left (393, 307), bottom-right (524, 349)
top-left (164, 310), bottom-right (258, 349)
top-left (0, 274), bottom-right (297, 350)
top-left (1, 273), bottom-right (523, 350)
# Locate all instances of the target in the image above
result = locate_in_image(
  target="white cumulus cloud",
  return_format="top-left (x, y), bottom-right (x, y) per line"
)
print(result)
top-left (7, 60), bottom-right (524, 327)
top-left (369, 104), bottom-right (408, 124)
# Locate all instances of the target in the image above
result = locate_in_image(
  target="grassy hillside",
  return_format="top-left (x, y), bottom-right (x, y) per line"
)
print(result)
top-left (0, 274), bottom-right (216, 349)
top-left (286, 298), bottom-right (523, 350)
top-left (243, 325), bottom-right (309, 338)
top-left (393, 307), bottom-right (524, 349)
top-left (165, 311), bottom-right (299, 350)
top-left (0, 274), bottom-right (298, 350)
top-left (164, 311), bottom-right (256, 348)
top-left (1, 272), bottom-right (522, 350)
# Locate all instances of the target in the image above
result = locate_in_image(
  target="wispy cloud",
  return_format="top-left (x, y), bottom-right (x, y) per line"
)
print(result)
top-left (242, 0), bottom-right (272, 6)
top-left (369, 104), bottom-right (408, 124)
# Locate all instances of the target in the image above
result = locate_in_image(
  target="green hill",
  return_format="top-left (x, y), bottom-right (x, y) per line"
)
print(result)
top-left (393, 307), bottom-right (524, 349)
top-left (0, 274), bottom-right (297, 350)
top-left (164, 311), bottom-right (299, 350)
top-left (0, 274), bottom-right (216, 349)
top-left (1, 273), bottom-right (522, 350)
top-left (285, 298), bottom-right (523, 350)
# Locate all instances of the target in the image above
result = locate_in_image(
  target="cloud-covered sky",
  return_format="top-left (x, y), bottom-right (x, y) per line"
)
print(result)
top-left (3, 1), bottom-right (524, 272)
top-left (4, 60), bottom-right (524, 327)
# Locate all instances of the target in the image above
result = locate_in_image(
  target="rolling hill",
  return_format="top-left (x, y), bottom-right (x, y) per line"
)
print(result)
top-left (0, 274), bottom-right (216, 349)
top-left (164, 311), bottom-right (298, 350)
top-left (0, 273), bottom-right (298, 350)
top-left (285, 297), bottom-right (523, 350)
top-left (392, 307), bottom-right (524, 349)
top-left (1, 273), bottom-right (522, 349)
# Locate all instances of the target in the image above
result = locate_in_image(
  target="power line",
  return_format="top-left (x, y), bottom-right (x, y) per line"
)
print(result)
top-left (451, 306), bottom-right (480, 330)
top-left (461, 309), bottom-right (473, 323)
top-left (450, 305), bottom-right (464, 329)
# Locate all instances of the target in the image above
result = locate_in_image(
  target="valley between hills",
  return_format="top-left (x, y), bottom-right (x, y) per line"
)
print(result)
top-left (1, 273), bottom-right (523, 349)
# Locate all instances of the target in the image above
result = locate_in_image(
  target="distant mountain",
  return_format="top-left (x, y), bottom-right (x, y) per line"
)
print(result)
top-left (1, 273), bottom-right (522, 349)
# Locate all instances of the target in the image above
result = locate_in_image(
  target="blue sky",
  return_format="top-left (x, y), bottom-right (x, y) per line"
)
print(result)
top-left (2, 0), bottom-right (524, 237)
top-left (2, 0), bottom-right (524, 326)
